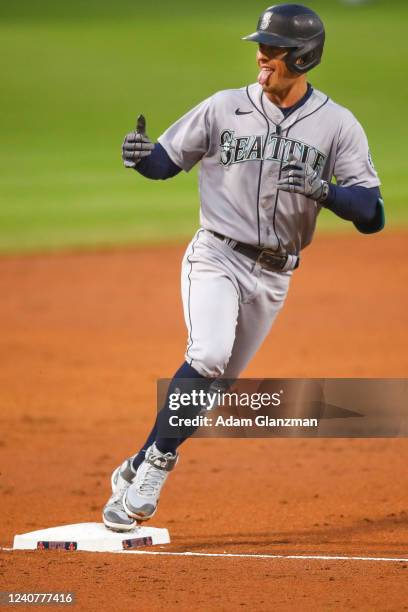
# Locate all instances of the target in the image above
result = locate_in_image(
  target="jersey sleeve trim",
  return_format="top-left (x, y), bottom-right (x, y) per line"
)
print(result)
top-left (157, 136), bottom-right (186, 171)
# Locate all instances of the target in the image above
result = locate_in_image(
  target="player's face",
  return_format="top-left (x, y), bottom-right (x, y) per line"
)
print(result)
top-left (256, 44), bottom-right (299, 93)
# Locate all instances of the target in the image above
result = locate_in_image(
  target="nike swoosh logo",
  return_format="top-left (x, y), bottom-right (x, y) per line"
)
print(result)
top-left (235, 109), bottom-right (253, 115)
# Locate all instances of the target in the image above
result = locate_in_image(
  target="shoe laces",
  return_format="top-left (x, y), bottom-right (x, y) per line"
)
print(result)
top-left (136, 451), bottom-right (174, 496)
top-left (136, 464), bottom-right (168, 496)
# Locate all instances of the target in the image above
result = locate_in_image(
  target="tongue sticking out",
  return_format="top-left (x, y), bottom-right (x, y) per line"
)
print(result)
top-left (258, 68), bottom-right (272, 86)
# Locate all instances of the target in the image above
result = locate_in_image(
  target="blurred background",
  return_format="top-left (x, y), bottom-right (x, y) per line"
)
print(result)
top-left (0, 0), bottom-right (407, 253)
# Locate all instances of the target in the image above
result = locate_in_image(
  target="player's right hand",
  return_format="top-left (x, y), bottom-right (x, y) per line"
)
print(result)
top-left (122, 131), bottom-right (154, 169)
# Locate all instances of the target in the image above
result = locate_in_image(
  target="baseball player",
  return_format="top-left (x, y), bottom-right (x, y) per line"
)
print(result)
top-left (103, 3), bottom-right (384, 531)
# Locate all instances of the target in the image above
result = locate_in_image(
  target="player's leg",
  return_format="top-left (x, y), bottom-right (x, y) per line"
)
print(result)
top-left (102, 360), bottom-right (206, 530)
top-left (128, 229), bottom-right (241, 462)
top-left (125, 234), bottom-right (291, 466)
top-left (124, 248), bottom-right (293, 524)
top-left (122, 361), bottom-right (207, 469)
top-left (123, 231), bottom-right (241, 520)
top-left (104, 230), bottom-right (241, 528)
top-left (180, 229), bottom-right (241, 378)
top-left (119, 360), bottom-right (215, 523)
top-left (223, 265), bottom-right (291, 379)
top-left (127, 228), bottom-right (241, 455)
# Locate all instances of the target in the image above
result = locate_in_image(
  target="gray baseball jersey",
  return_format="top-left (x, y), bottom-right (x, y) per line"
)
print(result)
top-left (159, 83), bottom-right (380, 255)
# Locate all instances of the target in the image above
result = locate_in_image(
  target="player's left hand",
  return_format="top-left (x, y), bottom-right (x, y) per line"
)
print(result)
top-left (277, 154), bottom-right (329, 202)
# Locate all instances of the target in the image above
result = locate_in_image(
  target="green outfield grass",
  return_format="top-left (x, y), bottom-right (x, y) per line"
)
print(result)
top-left (1, 0), bottom-right (407, 253)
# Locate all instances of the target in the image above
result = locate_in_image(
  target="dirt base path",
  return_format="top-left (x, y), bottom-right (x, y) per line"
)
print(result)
top-left (0, 230), bottom-right (407, 611)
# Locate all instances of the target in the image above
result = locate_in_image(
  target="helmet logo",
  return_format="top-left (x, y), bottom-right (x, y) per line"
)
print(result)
top-left (259, 12), bottom-right (272, 30)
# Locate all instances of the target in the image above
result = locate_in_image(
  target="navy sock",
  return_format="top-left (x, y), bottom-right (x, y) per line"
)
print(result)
top-left (156, 362), bottom-right (209, 455)
top-left (131, 421), bottom-right (158, 471)
top-left (132, 362), bottom-right (209, 469)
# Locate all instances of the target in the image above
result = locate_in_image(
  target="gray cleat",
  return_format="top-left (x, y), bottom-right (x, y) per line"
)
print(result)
top-left (123, 443), bottom-right (178, 521)
top-left (102, 456), bottom-right (139, 532)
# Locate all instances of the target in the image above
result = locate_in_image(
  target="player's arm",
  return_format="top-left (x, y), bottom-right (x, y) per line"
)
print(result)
top-left (125, 140), bottom-right (182, 180)
top-left (330, 117), bottom-right (385, 233)
top-left (122, 97), bottom-right (211, 181)
top-left (322, 183), bottom-right (384, 234)
top-left (278, 116), bottom-right (385, 234)
top-left (277, 156), bottom-right (384, 233)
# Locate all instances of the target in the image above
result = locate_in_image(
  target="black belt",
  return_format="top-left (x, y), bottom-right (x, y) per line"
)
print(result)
top-left (210, 231), bottom-right (299, 272)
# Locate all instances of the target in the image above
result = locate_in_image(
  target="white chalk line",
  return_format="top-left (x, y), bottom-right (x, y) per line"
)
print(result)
top-left (2, 547), bottom-right (407, 562)
top-left (118, 550), bottom-right (408, 562)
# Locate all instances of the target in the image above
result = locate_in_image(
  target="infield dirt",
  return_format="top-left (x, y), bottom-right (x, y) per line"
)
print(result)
top-left (0, 230), bottom-right (407, 611)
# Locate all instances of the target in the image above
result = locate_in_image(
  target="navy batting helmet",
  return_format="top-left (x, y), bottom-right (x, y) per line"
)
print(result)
top-left (243, 4), bottom-right (325, 74)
